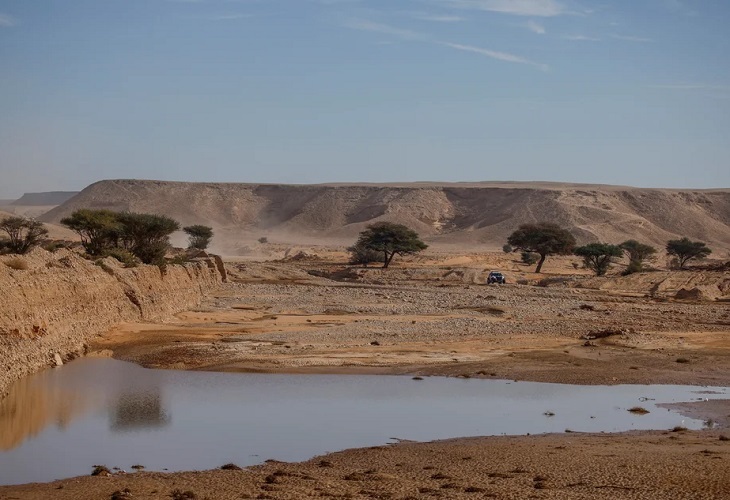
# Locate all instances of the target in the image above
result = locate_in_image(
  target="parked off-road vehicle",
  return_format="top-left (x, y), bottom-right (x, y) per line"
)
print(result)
top-left (487, 271), bottom-right (506, 284)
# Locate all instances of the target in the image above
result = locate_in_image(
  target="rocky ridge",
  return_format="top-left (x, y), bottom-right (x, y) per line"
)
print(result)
top-left (41, 180), bottom-right (730, 254)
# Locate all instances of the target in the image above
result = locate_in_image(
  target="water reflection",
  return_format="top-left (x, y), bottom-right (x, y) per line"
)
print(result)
top-left (0, 372), bottom-right (93, 451)
top-left (0, 358), bottom-right (727, 486)
top-left (111, 392), bottom-right (170, 432)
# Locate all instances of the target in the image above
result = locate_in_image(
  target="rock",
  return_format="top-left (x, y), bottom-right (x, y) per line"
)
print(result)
top-left (52, 353), bottom-right (63, 367)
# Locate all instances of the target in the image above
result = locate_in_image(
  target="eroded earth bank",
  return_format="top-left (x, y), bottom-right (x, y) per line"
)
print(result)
top-left (1, 251), bottom-right (729, 499)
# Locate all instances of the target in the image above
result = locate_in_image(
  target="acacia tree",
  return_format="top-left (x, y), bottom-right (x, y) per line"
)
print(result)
top-left (507, 222), bottom-right (576, 273)
top-left (183, 225), bottom-right (214, 250)
top-left (354, 222), bottom-right (427, 268)
top-left (574, 243), bottom-right (623, 276)
top-left (117, 212), bottom-right (180, 264)
top-left (347, 241), bottom-right (382, 266)
top-left (619, 239), bottom-right (656, 274)
top-left (0, 216), bottom-right (48, 254)
top-left (61, 209), bottom-right (121, 255)
top-left (666, 237), bottom-right (711, 269)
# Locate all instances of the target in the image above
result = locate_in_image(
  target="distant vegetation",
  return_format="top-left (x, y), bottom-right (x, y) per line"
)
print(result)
top-left (347, 241), bottom-right (383, 266)
top-left (184, 225), bottom-right (214, 251)
top-left (61, 209), bottom-right (194, 265)
top-left (574, 243), bottom-right (623, 276)
top-left (666, 237), bottom-right (712, 269)
top-left (620, 240), bottom-right (657, 275)
top-left (0, 215), bottom-right (48, 255)
top-left (507, 222), bottom-right (576, 273)
top-left (352, 222), bottom-right (427, 268)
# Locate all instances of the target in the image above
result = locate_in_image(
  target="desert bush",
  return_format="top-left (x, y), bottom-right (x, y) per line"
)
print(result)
top-left (220, 463), bottom-right (242, 470)
top-left (0, 216), bottom-right (48, 254)
top-left (183, 225), bottom-right (213, 250)
top-left (102, 247), bottom-right (139, 268)
top-left (574, 243), bottom-right (623, 276)
top-left (117, 212), bottom-right (179, 264)
top-left (61, 209), bottom-right (121, 255)
top-left (91, 465), bottom-right (111, 476)
top-left (521, 251), bottom-right (539, 265)
top-left (258, 236), bottom-right (268, 244)
top-left (620, 240), bottom-right (656, 274)
top-left (4, 257), bottom-right (28, 270)
top-left (628, 407), bottom-right (649, 414)
top-left (347, 242), bottom-right (382, 266)
top-left (42, 240), bottom-right (69, 253)
top-left (502, 244), bottom-right (513, 253)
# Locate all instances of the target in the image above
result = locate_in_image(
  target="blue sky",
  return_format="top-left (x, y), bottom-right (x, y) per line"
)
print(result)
top-left (0, 0), bottom-right (728, 197)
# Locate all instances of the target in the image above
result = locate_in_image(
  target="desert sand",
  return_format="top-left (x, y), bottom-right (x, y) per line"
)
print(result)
top-left (2, 248), bottom-right (727, 498)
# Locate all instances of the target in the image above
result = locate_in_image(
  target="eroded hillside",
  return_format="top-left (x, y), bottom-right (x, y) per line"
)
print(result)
top-left (41, 180), bottom-right (730, 255)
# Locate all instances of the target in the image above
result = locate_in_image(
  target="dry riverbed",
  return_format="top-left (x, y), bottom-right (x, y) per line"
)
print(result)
top-left (2, 257), bottom-right (729, 499)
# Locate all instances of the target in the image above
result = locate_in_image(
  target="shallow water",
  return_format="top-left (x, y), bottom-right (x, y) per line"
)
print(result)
top-left (0, 358), bottom-right (727, 485)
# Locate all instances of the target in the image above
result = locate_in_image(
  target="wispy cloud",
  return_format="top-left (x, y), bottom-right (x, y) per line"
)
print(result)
top-left (611, 34), bottom-right (652, 43)
top-left (526, 19), bottom-right (545, 34)
top-left (342, 18), bottom-right (547, 70)
top-left (0, 13), bottom-right (18, 27)
top-left (413, 13), bottom-right (465, 22)
top-left (438, 41), bottom-right (548, 70)
top-left (341, 19), bottom-right (426, 41)
top-left (434, 0), bottom-right (565, 17)
top-left (562, 34), bottom-right (600, 41)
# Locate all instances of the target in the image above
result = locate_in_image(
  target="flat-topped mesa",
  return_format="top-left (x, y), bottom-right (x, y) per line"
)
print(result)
top-left (41, 179), bottom-right (730, 252)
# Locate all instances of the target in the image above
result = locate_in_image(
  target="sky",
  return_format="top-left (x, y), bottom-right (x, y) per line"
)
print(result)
top-left (0, 0), bottom-right (729, 198)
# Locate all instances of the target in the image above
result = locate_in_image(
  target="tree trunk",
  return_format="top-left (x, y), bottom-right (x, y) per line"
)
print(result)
top-left (535, 253), bottom-right (547, 273)
top-left (384, 251), bottom-right (396, 268)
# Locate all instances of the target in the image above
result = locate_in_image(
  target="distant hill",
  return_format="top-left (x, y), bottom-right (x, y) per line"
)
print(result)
top-left (12, 191), bottom-right (78, 206)
top-left (42, 180), bottom-right (730, 255)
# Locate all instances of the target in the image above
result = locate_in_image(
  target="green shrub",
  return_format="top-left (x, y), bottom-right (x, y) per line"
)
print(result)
top-left (347, 242), bottom-right (382, 266)
top-left (183, 225), bottom-right (213, 250)
top-left (102, 247), bottom-right (139, 267)
top-left (521, 251), bottom-right (539, 265)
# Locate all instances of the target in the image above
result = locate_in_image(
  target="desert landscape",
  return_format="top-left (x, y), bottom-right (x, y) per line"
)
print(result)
top-left (0, 181), bottom-right (729, 499)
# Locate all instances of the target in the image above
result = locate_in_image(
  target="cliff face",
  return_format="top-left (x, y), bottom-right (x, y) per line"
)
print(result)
top-left (41, 180), bottom-right (730, 253)
top-left (0, 249), bottom-right (221, 397)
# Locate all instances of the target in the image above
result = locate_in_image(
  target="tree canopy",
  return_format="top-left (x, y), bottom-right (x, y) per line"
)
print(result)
top-left (183, 225), bottom-right (214, 250)
top-left (574, 243), bottom-right (623, 276)
top-left (117, 212), bottom-right (180, 264)
top-left (61, 209), bottom-right (180, 264)
top-left (666, 237), bottom-right (711, 269)
top-left (354, 222), bottom-right (427, 268)
top-left (0, 216), bottom-right (48, 254)
top-left (507, 222), bottom-right (576, 273)
top-left (61, 209), bottom-right (121, 255)
top-left (619, 240), bottom-right (656, 274)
